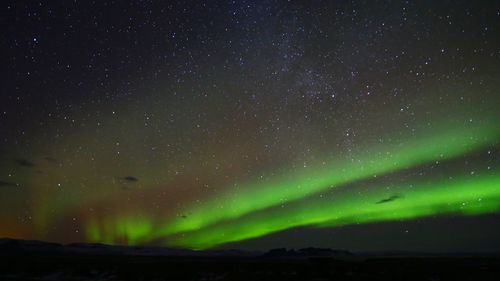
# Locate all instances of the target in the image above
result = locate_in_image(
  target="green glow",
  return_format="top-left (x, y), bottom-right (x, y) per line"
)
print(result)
top-left (169, 172), bottom-right (500, 249)
top-left (154, 122), bottom-right (499, 238)
top-left (86, 216), bottom-right (153, 245)
top-left (80, 120), bottom-right (500, 247)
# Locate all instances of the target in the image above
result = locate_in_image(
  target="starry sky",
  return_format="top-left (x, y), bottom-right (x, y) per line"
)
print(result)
top-left (1, 1), bottom-right (499, 252)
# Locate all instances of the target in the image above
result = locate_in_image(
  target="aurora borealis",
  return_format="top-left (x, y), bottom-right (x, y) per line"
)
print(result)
top-left (1, 1), bottom-right (499, 252)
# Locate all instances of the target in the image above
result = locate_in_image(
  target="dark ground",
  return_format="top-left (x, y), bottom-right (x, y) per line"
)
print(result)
top-left (1, 239), bottom-right (499, 281)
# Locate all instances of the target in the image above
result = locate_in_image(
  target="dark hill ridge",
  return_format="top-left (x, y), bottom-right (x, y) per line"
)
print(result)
top-left (0, 238), bottom-right (356, 258)
top-left (0, 238), bottom-right (261, 257)
top-left (3, 238), bottom-right (500, 258)
top-left (265, 247), bottom-right (353, 257)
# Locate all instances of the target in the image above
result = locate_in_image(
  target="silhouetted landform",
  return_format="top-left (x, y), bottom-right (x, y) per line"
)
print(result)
top-left (1, 238), bottom-right (499, 280)
top-left (265, 247), bottom-right (352, 257)
top-left (0, 238), bottom-right (258, 257)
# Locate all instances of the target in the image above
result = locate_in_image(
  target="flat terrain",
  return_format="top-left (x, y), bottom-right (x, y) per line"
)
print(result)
top-left (1, 239), bottom-right (498, 280)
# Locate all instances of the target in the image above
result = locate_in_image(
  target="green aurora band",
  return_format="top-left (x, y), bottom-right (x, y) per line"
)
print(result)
top-left (169, 171), bottom-right (500, 249)
top-left (154, 122), bottom-right (499, 234)
top-left (85, 120), bottom-right (500, 248)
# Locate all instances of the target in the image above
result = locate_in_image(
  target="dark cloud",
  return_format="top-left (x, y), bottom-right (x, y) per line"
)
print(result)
top-left (0, 180), bottom-right (18, 188)
top-left (119, 176), bottom-right (139, 190)
top-left (15, 158), bottom-right (35, 167)
top-left (44, 156), bottom-right (57, 163)
top-left (124, 176), bottom-right (138, 182)
top-left (375, 195), bottom-right (402, 204)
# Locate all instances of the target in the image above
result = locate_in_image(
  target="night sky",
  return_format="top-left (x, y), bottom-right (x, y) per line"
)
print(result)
top-left (1, 1), bottom-right (499, 252)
